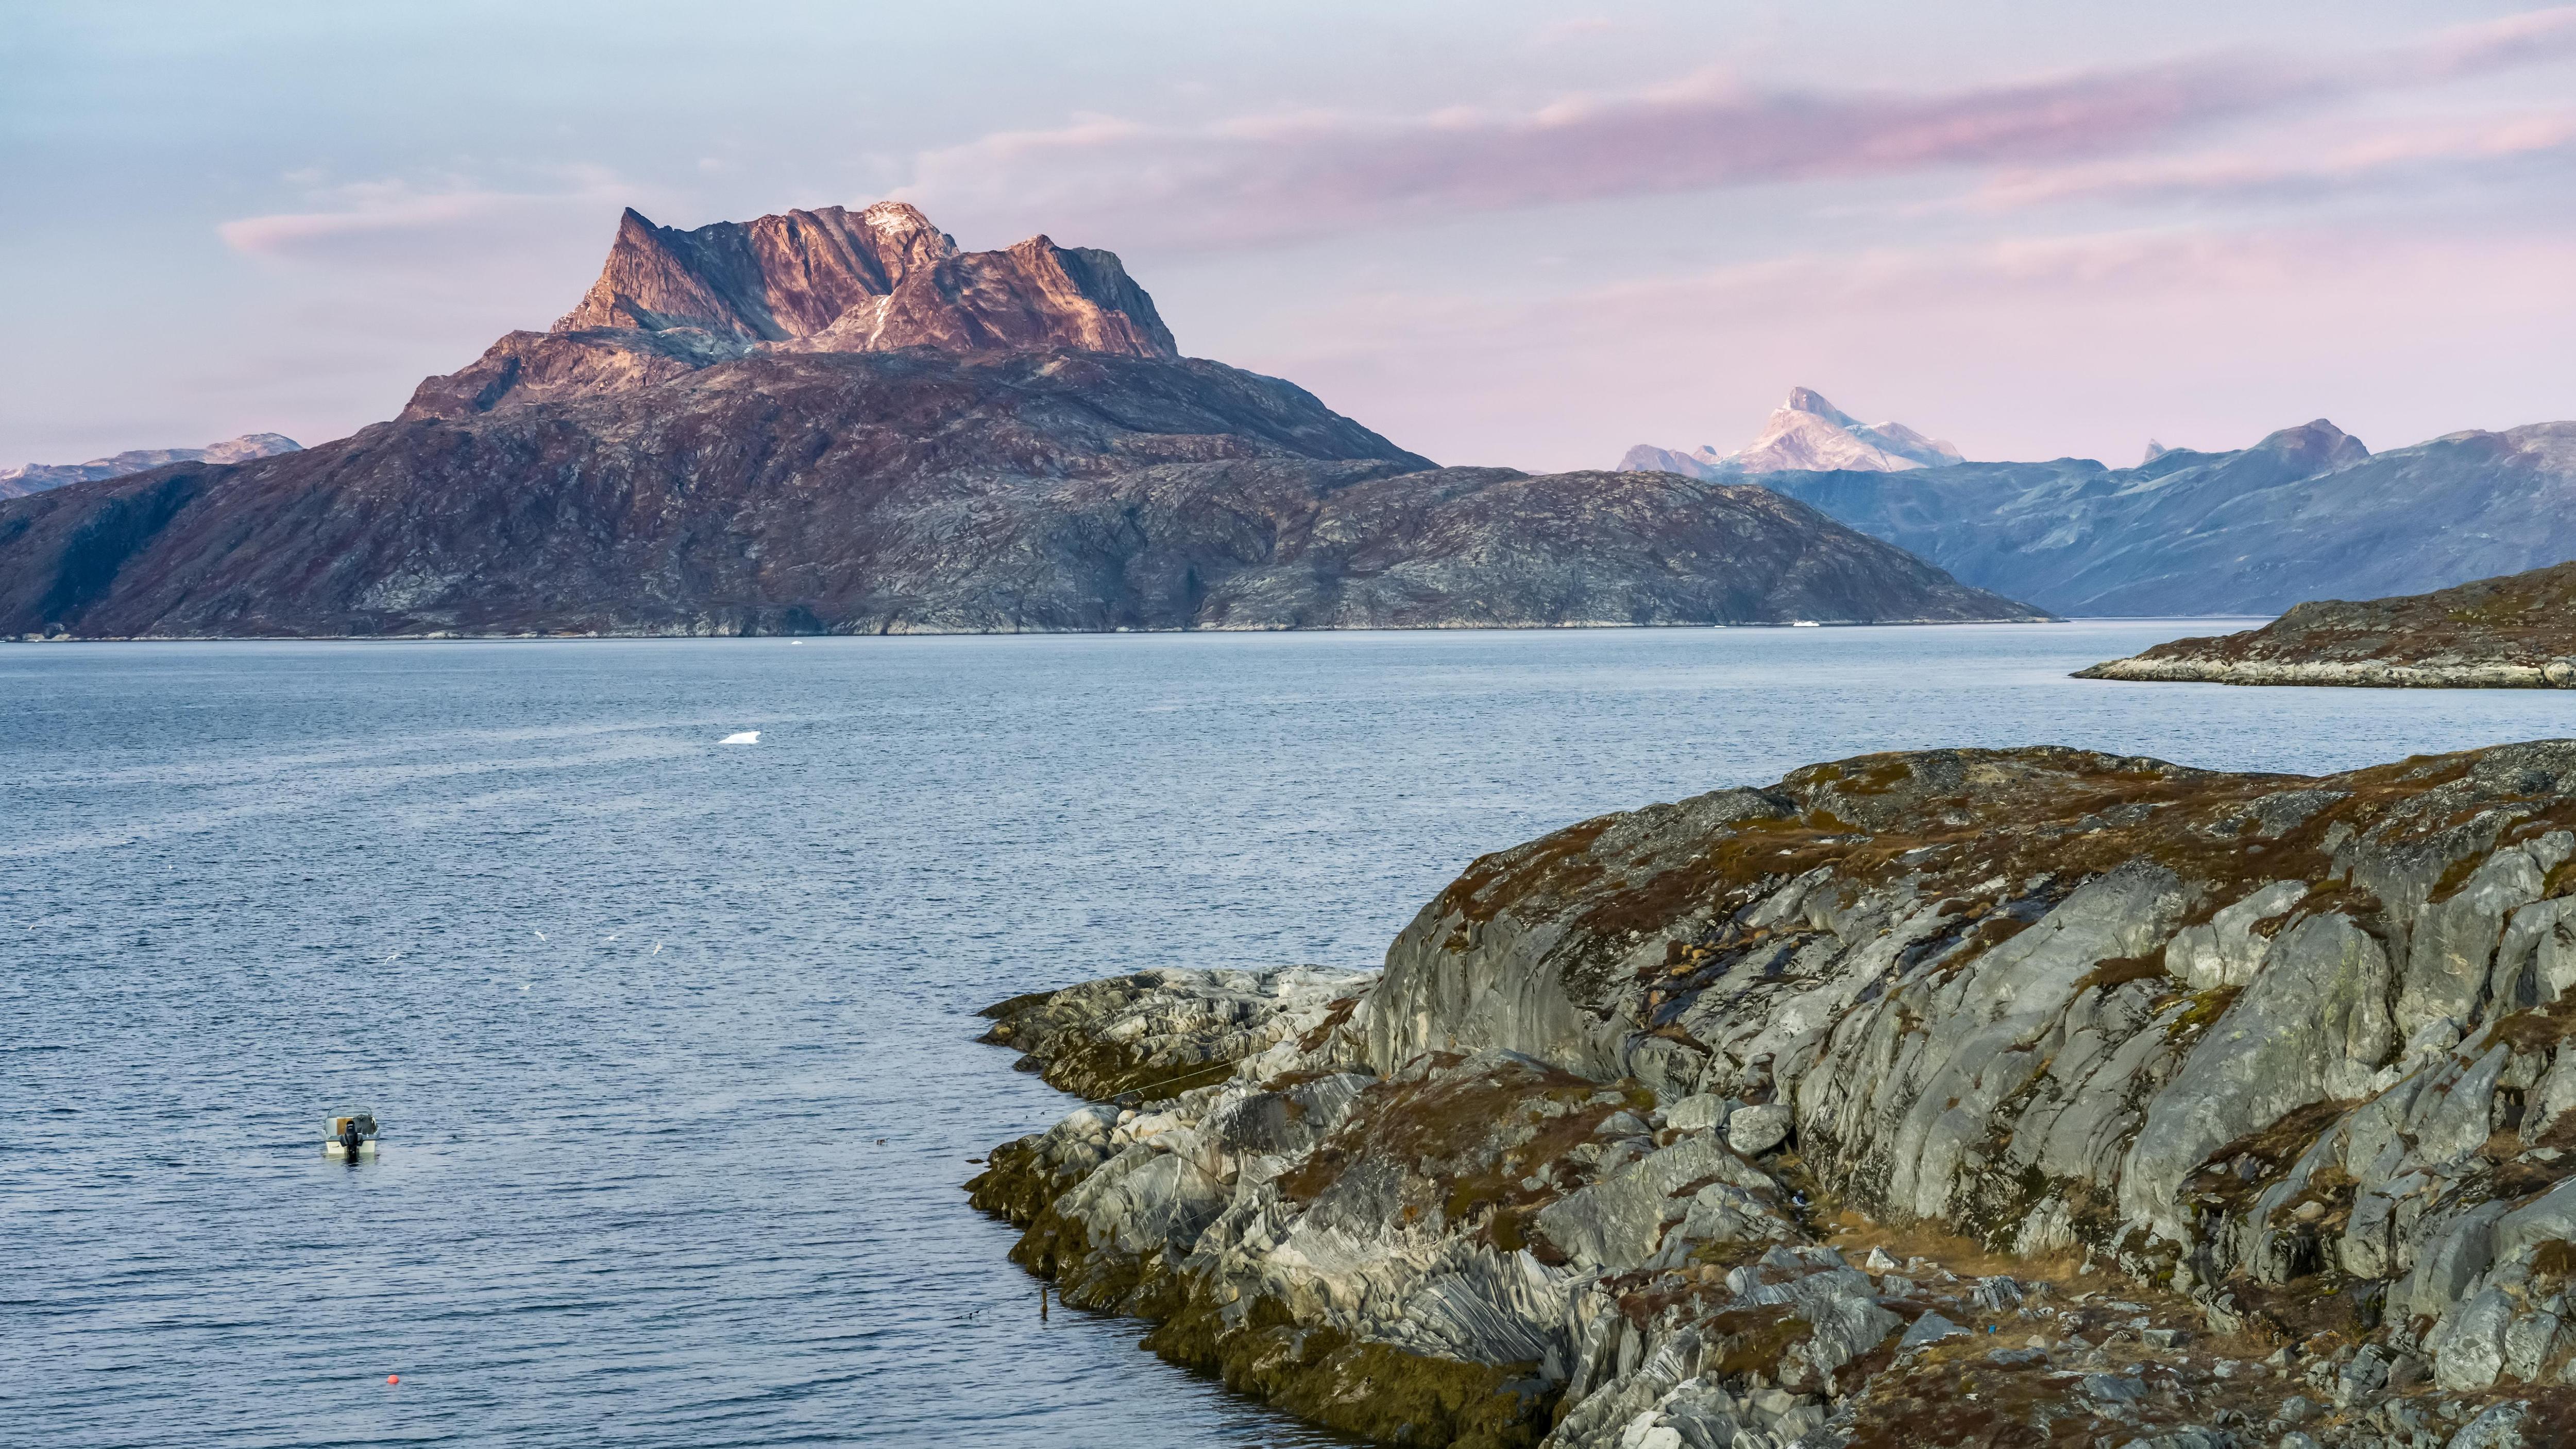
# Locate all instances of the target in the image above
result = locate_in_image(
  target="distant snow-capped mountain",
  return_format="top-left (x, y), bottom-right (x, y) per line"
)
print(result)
top-left (1619, 387), bottom-right (1962, 478)
top-left (0, 433), bottom-right (300, 500)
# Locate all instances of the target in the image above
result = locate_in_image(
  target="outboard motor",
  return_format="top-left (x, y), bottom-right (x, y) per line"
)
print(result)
top-left (326, 1112), bottom-right (380, 1158)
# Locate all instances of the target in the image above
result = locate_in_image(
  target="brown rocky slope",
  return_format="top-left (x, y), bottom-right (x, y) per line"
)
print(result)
top-left (972, 740), bottom-right (2576, 1448)
top-left (2080, 560), bottom-right (2576, 688)
top-left (0, 200), bottom-right (2040, 639)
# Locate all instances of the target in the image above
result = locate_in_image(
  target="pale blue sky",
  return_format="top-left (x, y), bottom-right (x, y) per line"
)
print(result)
top-left (6, 1), bottom-right (2572, 470)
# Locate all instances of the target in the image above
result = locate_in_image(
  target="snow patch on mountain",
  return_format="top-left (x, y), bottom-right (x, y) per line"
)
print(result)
top-left (1618, 387), bottom-right (1961, 478)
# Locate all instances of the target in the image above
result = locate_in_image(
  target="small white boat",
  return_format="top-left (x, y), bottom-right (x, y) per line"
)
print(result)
top-left (1791, 621), bottom-right (1822, 628)
top-left (325, 1113), bottom-right (379, 1158)
top-left (719, 730), bottom-right (760, 745)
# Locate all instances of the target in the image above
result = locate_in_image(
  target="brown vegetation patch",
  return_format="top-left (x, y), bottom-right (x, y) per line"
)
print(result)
top-left (2184, 1099), bottom-right (2357, 1215)
top-left (1821, 1210), bottom-right (2088, 1288)
top-left (1296, 994), bottom-right (1360, 1053)
top-left (2072, 950), bottom-right (2169, 996)
top-left (1035, 1034), bottom-right (1243, 1102)
top-left (1273, 1054), bottom-right (1626, 1256)
top-left (2165, 986), bottom-right (2242, 1039)
top-left (2489, 995), bottom-right (2576, 1052)
top-left (2476, 1146), bottom-right (2576, 1203)
top-left (2534, 1240), bottom-right (2576, 1281)
top-left (2223, 1272), bottom-right (2380, 1341)
top-left (1439, 817), bottom-right (1616, 927)
top-left (1699, 1305), bottom-right (1815, 1379)
top-left (1145, 1291), bottom-right (1558, 1448)
top-left (1842, 1354), bottom-right (2076, 1449)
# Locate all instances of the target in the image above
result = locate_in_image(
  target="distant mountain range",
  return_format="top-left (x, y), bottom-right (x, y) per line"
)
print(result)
top-left (1621, 388), bottom-right (1960, 477)
top-left (1619, 397), bottom-right (2576, 617)
top-left (0, 204), bottom-right (2036, 639)
top-left (1, 433), bottom-right (298, 500)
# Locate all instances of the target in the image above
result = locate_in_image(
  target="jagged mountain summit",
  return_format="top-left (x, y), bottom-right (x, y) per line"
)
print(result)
top-left (0, 433), bottom-right (298, 500)
top-left (0, 201), bottom-right (2040, 639)
top-left (1619, 387), bottom-right (1963, 479)
top-left (402, 200), bottom-right (1174, 420)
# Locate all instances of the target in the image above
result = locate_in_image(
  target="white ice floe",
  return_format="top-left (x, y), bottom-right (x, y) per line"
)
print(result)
top-left (719, 730), bottom-right (760, 745)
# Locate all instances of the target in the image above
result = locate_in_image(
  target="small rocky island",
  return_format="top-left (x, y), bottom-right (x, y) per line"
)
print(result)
top-left (973, 741), bottom-right (2576, 1447)
top-left (2079, 563), bottom-right (2576, 689)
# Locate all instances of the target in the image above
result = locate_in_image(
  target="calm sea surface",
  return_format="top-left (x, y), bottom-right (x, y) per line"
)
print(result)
top-left (6, 623), bottom-right (2572, 1446)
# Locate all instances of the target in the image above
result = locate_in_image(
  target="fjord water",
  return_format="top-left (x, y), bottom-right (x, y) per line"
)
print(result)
top-left (6, 625), bottom-right (2571, 1447)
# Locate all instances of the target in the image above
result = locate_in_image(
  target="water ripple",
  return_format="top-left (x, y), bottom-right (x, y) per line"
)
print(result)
top-left (3, 627), bottom-right (2567, 1445)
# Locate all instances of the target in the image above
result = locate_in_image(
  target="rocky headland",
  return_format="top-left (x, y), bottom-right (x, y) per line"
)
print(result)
top-left (0, 201), bottom-right (2037, 639)
top-left (2079, 564), bottom-right (2576, 689)
top-left (972, 741), bottom-right (2576, 1447)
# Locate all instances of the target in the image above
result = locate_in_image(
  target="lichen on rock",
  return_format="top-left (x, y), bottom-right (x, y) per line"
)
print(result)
top-left (971, 741), bottom-right (2576, 1445)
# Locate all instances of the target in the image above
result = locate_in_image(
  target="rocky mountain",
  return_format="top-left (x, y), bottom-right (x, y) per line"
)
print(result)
top-left (0, 202), bottom-right (2040, 639)
top-left (1723, 418), bottom-right (2576, 617)
top-left (2081, 559), bottom-right (2576, 687)
top-left (0, 433), bottom-right (298, 500)
top-left (399, 200), bottom-right (1174, 420)
top-left (973, 739), bottom-right (2576, 1447)
top-left (1619, 388), bottom-right (1962, 479)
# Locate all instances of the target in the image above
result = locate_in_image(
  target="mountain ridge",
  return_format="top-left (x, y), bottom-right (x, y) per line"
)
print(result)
top-left (399, 200), bottom-right (1175, 422)
top-left (0, 201), bottom-right (2041, 639)
top-left (0, 433), bottom-right (299, 500)
top-left (1747, 416), bottom-right (2576, 616)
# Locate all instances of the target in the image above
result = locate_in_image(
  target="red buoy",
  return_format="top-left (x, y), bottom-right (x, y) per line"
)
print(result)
top-left (387, 1375), bottom-right (400, 1385)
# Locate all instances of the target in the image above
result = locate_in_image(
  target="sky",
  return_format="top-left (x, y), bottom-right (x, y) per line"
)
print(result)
top-left (5, 1), bottom-right (2573, 472)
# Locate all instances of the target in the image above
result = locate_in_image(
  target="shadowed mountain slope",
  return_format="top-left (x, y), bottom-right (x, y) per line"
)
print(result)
top-left (0, 350), bottom-right (2037, 638)
top-left (0, 201), bottom-right (2041, 639)
top-left (1740, 418), bottom-right (2576, 616)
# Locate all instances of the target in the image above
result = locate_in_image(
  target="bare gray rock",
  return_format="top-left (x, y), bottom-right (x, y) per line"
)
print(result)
top-left (1724, 1104), bottom-right (1792, 1156)
top-left (973, 739), bottom-right (2576, 1447)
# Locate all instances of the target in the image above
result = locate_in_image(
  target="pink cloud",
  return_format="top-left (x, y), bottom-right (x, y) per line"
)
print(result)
top-left (218, 168), bottom-right (631, 263)
top-left (1970, 110), bottom-right (2576, 210)
top-left (1201, 223), bottom-right (2576, 471)
top-left (2413, 4), bottom-right (2576, 76)
top-left (901, 60), bottom-right (2306, 248)
top-left (899, 8), bottom-right (2576, 251)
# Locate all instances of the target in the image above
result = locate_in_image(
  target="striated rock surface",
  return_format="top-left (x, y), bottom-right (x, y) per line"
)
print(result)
top-left (2080, 561), bottom-right (2576, 689)
top-left (972, 740), bottom-right (2576, 1445)
top-left (1737, 418), bottom-right (2576, 617)
top-left (398, 201), bottom-right (1173, 420)
top-left (1619, 388), bottom-right (1961, 480)
top-left (0, 200), bottom-right (2039, 640)
top-left (0, 433), bottom-right (298, 500)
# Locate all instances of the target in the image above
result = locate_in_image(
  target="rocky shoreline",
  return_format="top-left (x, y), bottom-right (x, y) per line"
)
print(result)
top-left (2078, 563), bottom-right (2576, 690)
top-left (970, 743), bottom-right (2576, 1447)
top-left (2079, 658), bottom-right (2565, 689)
